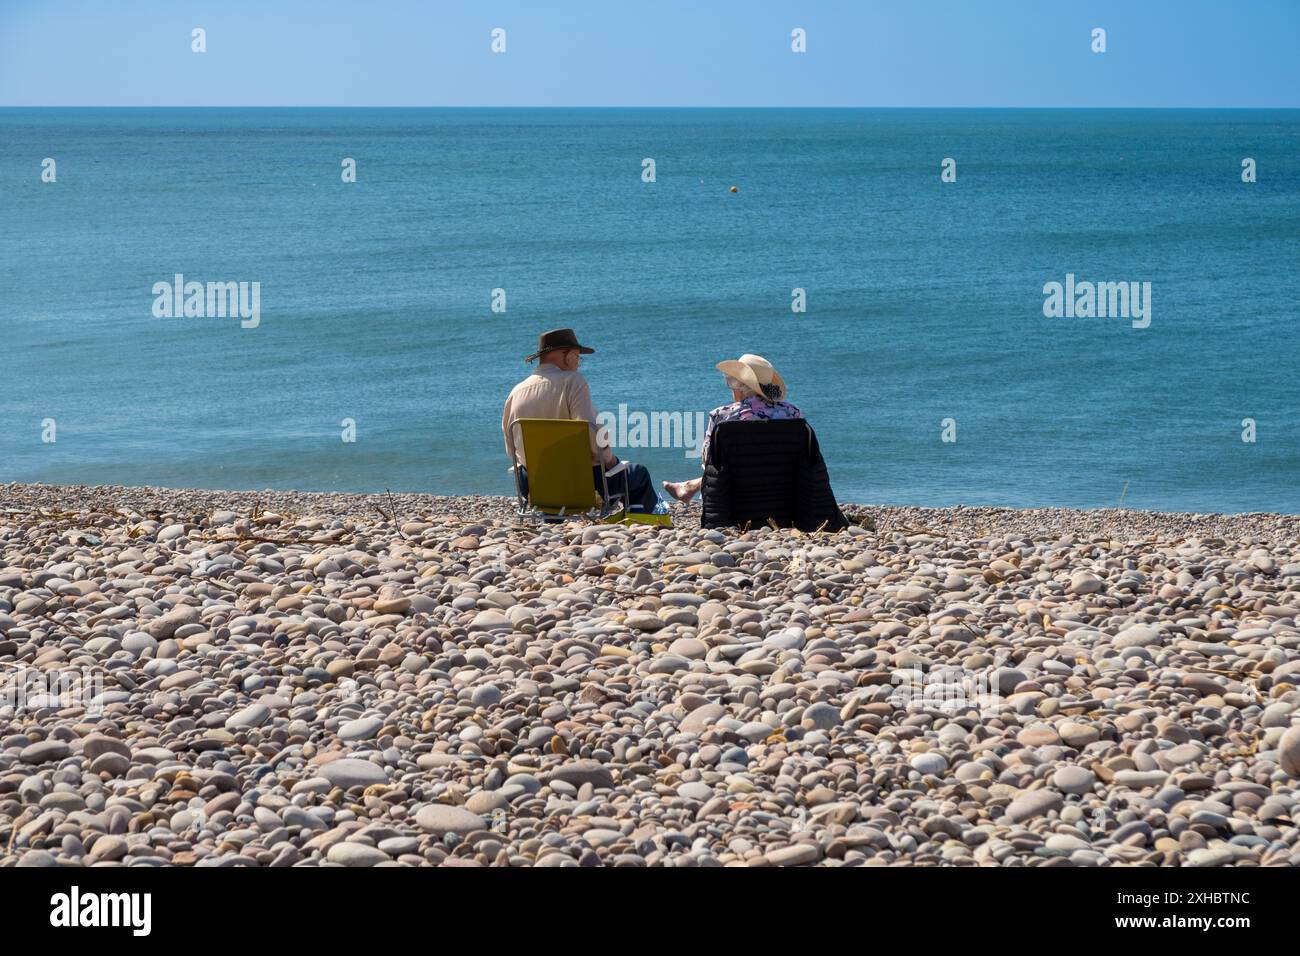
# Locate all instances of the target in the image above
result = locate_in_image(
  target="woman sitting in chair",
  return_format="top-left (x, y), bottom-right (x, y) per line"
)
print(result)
top-left (662, 353), bottom-right (802, 504)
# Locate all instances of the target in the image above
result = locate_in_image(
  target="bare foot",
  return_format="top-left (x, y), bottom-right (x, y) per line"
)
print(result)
top-left (662, 480), bottom-right (698, 504)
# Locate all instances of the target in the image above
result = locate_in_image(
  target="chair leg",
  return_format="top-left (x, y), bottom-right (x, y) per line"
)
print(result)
top-left (599, 469), bottom-right (611, 513)
top-left (512, 466), bottom-right (527, 516)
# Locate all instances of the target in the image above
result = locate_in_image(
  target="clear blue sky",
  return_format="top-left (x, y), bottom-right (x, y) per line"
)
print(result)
top-left (1, 0), bottom-right (1297, 107)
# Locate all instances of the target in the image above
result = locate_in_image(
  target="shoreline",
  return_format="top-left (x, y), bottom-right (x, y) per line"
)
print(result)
top-left (5, 481), bottom-right (1300, 540)
top-left (1, 481), bottom-right (1298, 867)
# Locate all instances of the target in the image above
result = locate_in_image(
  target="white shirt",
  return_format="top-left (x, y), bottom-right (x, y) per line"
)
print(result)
top-left (501, 365), bottom-right (612, 468)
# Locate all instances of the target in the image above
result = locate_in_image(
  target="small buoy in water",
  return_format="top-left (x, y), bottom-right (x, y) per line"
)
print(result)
top-left (729, 185), bottom-right (738, 193)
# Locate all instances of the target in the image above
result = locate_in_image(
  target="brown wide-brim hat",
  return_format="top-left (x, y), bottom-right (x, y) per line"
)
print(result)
top-left (525, 328), bottom-right (596, 362)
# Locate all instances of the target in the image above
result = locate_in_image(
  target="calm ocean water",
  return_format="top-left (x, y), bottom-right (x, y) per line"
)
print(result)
top-left (2, 108), bottom-right (1298, 513)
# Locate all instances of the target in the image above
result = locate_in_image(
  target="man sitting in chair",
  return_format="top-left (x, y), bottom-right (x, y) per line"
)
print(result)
top-left (502, 328), bottom-right (660, 513)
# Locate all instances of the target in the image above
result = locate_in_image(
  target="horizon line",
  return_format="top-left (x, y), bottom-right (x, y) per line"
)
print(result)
top-left (4, 104), bottom-right (1299, 110)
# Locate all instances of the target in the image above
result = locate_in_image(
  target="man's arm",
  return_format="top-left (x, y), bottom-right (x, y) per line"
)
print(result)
top-left (570, 377), bottom-right (616, 467)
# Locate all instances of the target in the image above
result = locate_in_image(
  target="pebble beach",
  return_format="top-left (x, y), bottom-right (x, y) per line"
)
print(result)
top-left (2, 482), bottom-right (1299, 868)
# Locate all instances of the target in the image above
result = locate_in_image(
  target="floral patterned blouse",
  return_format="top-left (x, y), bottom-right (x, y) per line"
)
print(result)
top-left (699, 396), bottom-right (803, 470)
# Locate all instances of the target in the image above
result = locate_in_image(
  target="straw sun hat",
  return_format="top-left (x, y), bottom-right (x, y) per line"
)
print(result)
top-left (715, 354), bottom-right (787, 401)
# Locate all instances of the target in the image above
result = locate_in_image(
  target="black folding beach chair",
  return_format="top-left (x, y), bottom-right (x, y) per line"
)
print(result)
top-left (700, 419), bottom-right (848, 532)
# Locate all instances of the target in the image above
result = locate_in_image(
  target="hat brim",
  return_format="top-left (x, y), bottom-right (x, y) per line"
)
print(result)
top-left (716, 360), bottom-right (786, 400)
top-left (716, 360), bottom-right (762, 397)
top-left (525, 344), bottom-right (596, 362)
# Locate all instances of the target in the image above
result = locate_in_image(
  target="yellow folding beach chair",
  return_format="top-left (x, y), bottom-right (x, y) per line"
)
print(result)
top-left (507, 418), bottom-right (631, 521)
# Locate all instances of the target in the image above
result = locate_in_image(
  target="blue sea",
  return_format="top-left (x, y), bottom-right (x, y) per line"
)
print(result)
top-left (2, 108), bottom-right (1298, 513)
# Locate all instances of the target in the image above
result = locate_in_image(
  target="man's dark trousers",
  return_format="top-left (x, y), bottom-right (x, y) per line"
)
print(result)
top-left (517, 461), bottom-right (659, 513)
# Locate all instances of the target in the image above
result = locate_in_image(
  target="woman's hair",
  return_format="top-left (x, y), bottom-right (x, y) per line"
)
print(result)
top-left (725, 375), bottom-right (783, 402)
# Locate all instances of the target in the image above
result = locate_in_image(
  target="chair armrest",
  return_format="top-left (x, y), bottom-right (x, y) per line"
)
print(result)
top-left (604, 461), bottom-right (629, 478)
